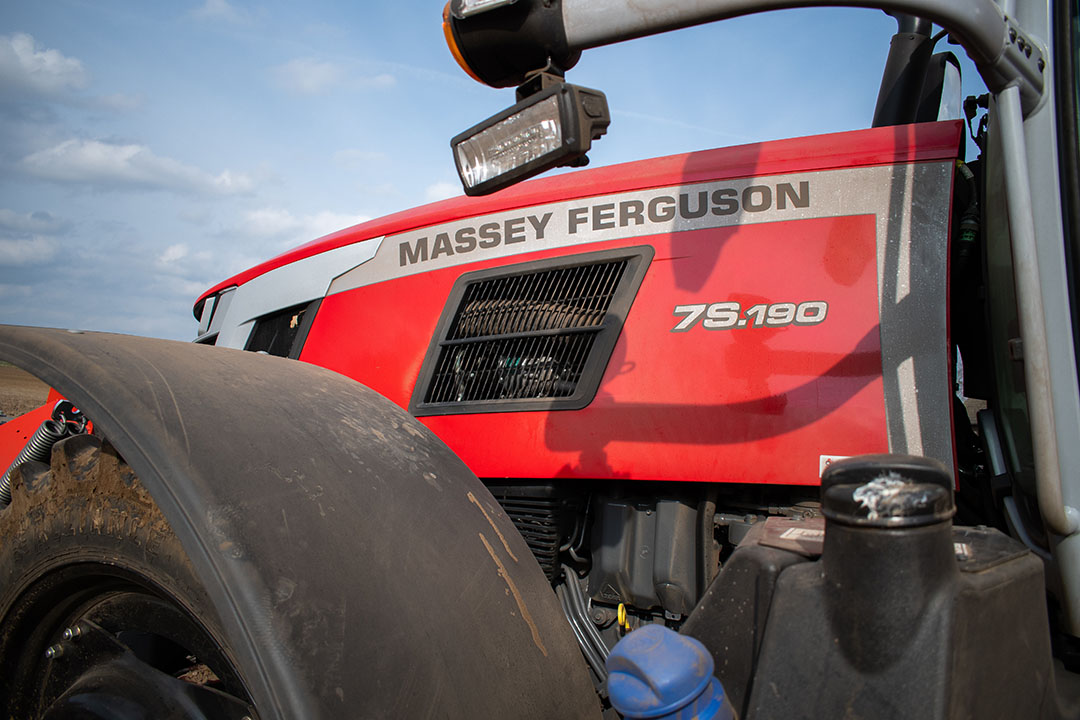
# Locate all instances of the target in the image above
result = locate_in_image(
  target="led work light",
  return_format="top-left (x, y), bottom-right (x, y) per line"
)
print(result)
top-left (451, 81), bottom-right (610, 196)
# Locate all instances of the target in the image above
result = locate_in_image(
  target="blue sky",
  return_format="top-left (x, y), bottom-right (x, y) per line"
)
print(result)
top-left (0, 1), bottom-right (985, 340)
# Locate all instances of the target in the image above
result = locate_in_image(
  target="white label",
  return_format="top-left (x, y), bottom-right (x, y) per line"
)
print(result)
top-left (779, 527), bottom-right (825, 540)
top-left (819, 455), bottom-right (851, 477)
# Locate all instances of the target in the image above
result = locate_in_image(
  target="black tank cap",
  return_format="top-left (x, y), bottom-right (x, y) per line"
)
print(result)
top-left (821, 454), bottom-right (955, 528)
top-left (822, 454), bottom-right (952, 495)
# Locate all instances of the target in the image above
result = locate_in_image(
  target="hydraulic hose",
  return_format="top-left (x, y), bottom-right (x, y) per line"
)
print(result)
top-left (563, 564), bottom-right (610, 661)
top-left (556, 583), bottom-right (608, 684)
top-left (0, 419), bottom-right (68, 506)
top-left (0, 400), bottom-right (85, 507)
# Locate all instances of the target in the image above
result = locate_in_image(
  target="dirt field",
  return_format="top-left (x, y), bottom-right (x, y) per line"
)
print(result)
top-left (0, 363), bottom-right (50, 420)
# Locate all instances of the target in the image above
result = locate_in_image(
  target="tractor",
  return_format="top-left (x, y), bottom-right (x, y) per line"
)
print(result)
top-left (1, 0), bottom-right (1078, 718)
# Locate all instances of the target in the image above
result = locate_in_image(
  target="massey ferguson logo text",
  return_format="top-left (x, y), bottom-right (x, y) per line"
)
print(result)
top-left (398, 181), bottom-right (809, 267)
top-left (399, 213), bottom-right (554, 266)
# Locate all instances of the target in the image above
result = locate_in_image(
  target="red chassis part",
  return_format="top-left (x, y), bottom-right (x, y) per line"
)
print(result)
top-left (202, 122), bottom-right (960, 488)
top-left (303, 215), bottom-right (887, 486)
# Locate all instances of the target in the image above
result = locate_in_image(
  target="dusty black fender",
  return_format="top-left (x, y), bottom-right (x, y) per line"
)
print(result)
top-left (0, 326), bottom-right (599, 719)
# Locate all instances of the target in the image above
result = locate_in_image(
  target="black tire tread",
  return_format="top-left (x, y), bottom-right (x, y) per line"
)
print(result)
top-left (0, 434), bottom-right (186, 569)
top-left (0, 432), bottom-right (239, 717)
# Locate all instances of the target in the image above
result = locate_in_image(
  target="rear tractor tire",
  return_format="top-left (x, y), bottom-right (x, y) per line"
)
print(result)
top-left (0, 432), bottom-right (255, 719)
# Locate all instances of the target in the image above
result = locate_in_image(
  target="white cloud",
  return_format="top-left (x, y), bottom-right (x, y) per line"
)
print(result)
top-left (20, 139), bottom-right (254, 196)
top-left (306, 210), bottom-right (370, 237)
top-left (0, 236), bottom-right (58, 265)
top-left (0, 209), bottom-right (71, 237)
top-left (159, 243), bottom-right (189, 264)
top-left (425, 181), bottom-right (460, 202)
top-left (0, 34), bottom-right (140, 115)
top-left (241, 207), bottom-right (369, 244)
top-left (212, 169), bottom-right (253, 194)
top-left (174, 278), bottom-right (211, 298)
top-left (245, 207), bottom-right (299, 237)
top-left (192, 0), bottom-right (249, 24)
top-left (0, 33), bottom-right (87, 98)
top-left (273, 58), bottom-right (343, 96)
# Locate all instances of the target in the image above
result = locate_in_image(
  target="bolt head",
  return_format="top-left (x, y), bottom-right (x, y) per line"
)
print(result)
top-left (62, 626), bottom-right (82, 641)
top-left (45, 644), bottom-right (63, 659)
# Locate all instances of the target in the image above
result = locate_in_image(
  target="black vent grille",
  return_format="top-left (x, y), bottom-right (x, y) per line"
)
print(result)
top-left (486, 484), bottom-right (580, 582)
top-left (411, 247), bottom-right (652, 415)
top-left (448, 261), bottom-right (625, 340)
top-left (425, 333), bottom-right (598, 404)
top-left (500, 496), bottom-right (563, 581)
top-left (426, 259), bottom-right (628, 404)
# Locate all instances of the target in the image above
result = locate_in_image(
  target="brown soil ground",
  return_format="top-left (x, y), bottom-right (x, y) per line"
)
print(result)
top-left (0, 363), bottom-right (50, 419)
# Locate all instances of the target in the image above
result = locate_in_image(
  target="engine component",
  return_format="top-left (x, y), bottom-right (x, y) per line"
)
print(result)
top-left (486, 483), bottom-right (580, 580)
top-left (588, 495), bottom-right (700, 618)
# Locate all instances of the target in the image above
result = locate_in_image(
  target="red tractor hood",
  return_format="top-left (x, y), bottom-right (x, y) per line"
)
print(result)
top-left (195, 121), bottom-right (962, 316)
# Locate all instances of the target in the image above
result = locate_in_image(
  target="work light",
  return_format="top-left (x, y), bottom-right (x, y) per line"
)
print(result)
top-left (451, 81), bottom-right (609, 196)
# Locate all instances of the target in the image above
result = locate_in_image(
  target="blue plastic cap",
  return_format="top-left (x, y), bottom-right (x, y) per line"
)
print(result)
top-left (605, 625), bottom-right (733, 720)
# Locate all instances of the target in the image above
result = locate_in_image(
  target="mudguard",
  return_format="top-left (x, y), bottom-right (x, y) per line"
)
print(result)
top-left (0, 325), bottom-right (599, 719)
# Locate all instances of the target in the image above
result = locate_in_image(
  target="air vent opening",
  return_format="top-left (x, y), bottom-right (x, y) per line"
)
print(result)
top-left (244, 299), bottom-right (321, 358)
top-left (411, 246), bottom-right (652, 415)
top-left (485, 483), bottom-right (582, 582)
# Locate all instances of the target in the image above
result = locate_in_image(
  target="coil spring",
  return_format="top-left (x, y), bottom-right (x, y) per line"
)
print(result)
top-left (0, 418), bottom-right (69, 507)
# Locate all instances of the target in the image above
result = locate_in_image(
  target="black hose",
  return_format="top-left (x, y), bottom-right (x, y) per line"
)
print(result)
top-left (556, 583), bottom-right (608, 683)
top-left (0, 419), bottom-right (68, 506)
top-left (563, 565), bottom-right (610, 660)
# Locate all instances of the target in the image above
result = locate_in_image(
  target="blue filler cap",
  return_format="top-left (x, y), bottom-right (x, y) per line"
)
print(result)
top-left (606, 625), bottom-right (735, 720)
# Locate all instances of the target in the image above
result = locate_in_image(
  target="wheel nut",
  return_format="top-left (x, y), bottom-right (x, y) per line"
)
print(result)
top-left (45, 644), bottom-right (64, 659)
top-left (62, 625), bottom-right (83, 641)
